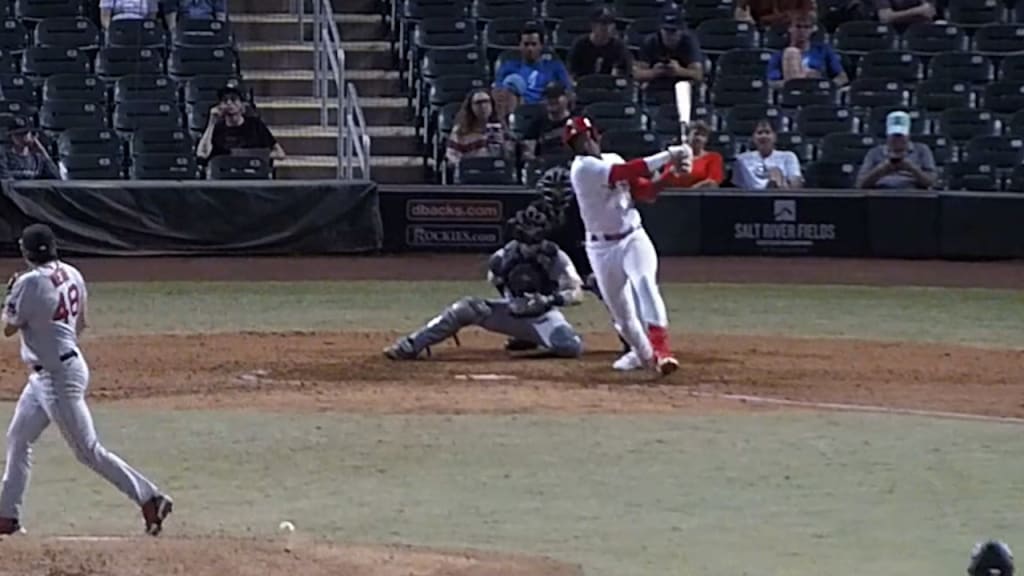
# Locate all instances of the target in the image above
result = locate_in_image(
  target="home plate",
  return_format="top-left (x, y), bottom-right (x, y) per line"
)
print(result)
top-left (454, 373), bottom-right (518, 381)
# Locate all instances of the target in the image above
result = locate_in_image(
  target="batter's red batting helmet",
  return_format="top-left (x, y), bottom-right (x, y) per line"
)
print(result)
top-left (563, 116), bottom-right (598, 146)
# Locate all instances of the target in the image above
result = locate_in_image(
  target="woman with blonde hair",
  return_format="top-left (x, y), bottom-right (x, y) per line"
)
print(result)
top-left (445, 88), bottom-right (513, 174)
top-left (658, 120), bottom-right (724, 188)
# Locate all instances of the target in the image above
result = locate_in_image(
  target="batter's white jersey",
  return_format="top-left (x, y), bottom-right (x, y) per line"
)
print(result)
top-left (570, 153), bottom-right (642, 238)
top-left (2, 261), bottom-right (85, 370)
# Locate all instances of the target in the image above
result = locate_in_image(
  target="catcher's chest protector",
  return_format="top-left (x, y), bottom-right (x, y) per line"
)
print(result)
top-left (494, 240), bottom-right (560, 297)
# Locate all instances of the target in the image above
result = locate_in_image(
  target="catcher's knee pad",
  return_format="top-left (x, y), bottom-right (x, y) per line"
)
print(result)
top-left (548, 325), bottom-right (583, 358)
top-left (449, 297), bottom-right (491, 326)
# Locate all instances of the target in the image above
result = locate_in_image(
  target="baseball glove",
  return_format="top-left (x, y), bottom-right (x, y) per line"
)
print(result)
top-left (508, 293), bottom-right (555, 317)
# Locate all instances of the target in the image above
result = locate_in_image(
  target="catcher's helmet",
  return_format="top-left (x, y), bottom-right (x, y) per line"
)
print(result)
top-left (970, 540), bottom-right (1014, 576)
top-left (536, 165), bottom-right (572, 207)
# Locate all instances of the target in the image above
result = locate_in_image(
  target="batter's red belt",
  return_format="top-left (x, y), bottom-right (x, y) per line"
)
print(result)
top-left (588, 226), bottom-right (637, 242)
top-left (33, 350), bottom-right (79, 372)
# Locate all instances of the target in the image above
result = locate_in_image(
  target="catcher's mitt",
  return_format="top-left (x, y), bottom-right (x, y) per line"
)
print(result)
top-left (508, 293), bottom-right (555, 317)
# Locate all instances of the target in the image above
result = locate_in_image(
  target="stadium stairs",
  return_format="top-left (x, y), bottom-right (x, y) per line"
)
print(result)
top-left (229, 0), bottom-right (419, 182)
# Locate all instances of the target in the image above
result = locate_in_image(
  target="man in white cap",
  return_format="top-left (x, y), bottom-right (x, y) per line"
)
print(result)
top-left (856, 110), bottom-right (936, 190)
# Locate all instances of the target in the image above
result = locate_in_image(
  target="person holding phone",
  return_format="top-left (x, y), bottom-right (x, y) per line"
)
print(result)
top-left (633, 11), bottom-right (704, 102)
top-left (856, 110), bottom-right (936, 190)
top-left (0, 117), bottom-right (59, 181)
top-left (196, 86), bottom-right (285, 164)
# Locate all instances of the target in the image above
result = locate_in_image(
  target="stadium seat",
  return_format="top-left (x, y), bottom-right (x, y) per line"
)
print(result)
top-left (913, 134), bottom-right (954, 166)
top-left (21, 46), bottom-right (89, 78)
top-left (168, 47), bottom-right (238, 79)
top-left (857, 50), bottom-right (923, 84)
top-left (59, 153), bottom-right (122, 179)
top-left (39, 99), bottom-right (105, 132)
top-left (0, 48), bottom-right (16, 73)
top-left (613, 0), bottom-right (677, 22)
top-left (902, 22), bottom-right (967, 55)
top-left (184, 75), bottom-right (244, 105)
top-left (431, 100), bottom-right (461, 161)
top-left (914, 78), bottom-right (976, 112)
top-left (0, 18), bottom-right (27, 52)
top-left (714, 48), bottom-right (772, 80)
top-left (539, 0), bottom-right (598, 22)
top-left (114, 100), bottom-right (182, 133)
top-left (130, 152), bottom-right (197, 180)
top-left (455, 155), bottom-right (515, 184)
top-left (404, 0), bottom-right (468, 21)
top-left (944, 162), bottom-right (999, 191)
top-left (724, 104), bottom-right (786, 135)
top-left (926, 51), bottom-right (994, 85)
top-left (982, 81), bottom-right (1024, 115)
top-left (867, 106), bottom-right (925, 137)
top-left (1007, 109), bottom-right (1024, 137)
top-left (0, 101), bottom-right (29, 122)
top-left (947, 0), bottom-right (1005, 28)
top-left (42, 73), bottom-right (105, 102)
top-left (105, 19), bottom-right (165, 49)
top-left (684, 0), bottom-right (732, 27)
top-left (96, 46), bottom-right (163, 79)
top-left (998, 54), bottom-right (1024, 82)
top-left (34, 16), bottom-right (99, 51)
top-left (778, 78), bottom-right (836, 108)
top-left (57, 126), bottom-right (122, 158)
top-left (847, 78), bottom-right (909, 109)
top-left (15, 0), bottom-right (79, 21)
top-left (834, 21), bottom-right (898, 55)
top-left (710, 75), bottom-right (769, 108)
top-left (473, 0), bottom-right (536, 21)
top-left (706, 131), bottom-right (738, 162)
top-left (600, 129), bottom-right (661, 157)
top-left (1005, 164), bottom-right (1024, 193)
top-left (0, 73), bottom-right (35, 105)
top-left (804, 161), bottom-right (857, 189)
top-left (964, 135), bottom-right (1024, 169)
top-left (413, 17), bottom-right (477, 53)
top-left (552, 17), bottom-right (591, 55)
top-left (650, 102), bottom-right (717, 143)
top-left (819, 132), bottom-right (879, 164)
top-left (695, 19), bottom-right (758, 55)
top-left (185, 100), bottom-right (212, 133)
top-left (796, 105), bottom-right (857, 140)
top-left (208, 154), bottom-right (272, 180)
top-left (521, 152), bottom-right (572, 186)
top-left (508, 102), bottom-right (543, 139)
top-left (575, 74), bottom-right (636, 106)
top-left (583, 101), bottom-right (644, 132)
top-left (775, 132), bottom-right (815, 163)
top-left (484, 18), bottom-right (530, 61)
top-left (624, 17), bottom-right (660, 51)
top-left (972, 23), bottom-right (1024, 56)
top-left (114, 74), bottom-right (176, 104)
top-left (129, 128), bottom-right (193, 156)
top-left (939, 108), bottom-right (1002, 142)
top-left (172, 18), bottom-right (233, 49)
top-left (420, 48), bottom-right (487, 83)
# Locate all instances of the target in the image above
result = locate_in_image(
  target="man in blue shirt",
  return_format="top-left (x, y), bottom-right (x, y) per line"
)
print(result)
top-left (766, 11), bottom-right (848, 89)
top-left (494, 22), bottom-right (572, 105)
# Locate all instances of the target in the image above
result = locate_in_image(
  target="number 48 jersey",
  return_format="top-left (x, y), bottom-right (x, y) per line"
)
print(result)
top-left (3, 261), bottom-right (86, 370)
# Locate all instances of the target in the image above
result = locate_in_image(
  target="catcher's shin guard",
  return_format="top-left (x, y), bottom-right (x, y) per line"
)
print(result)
top-left (386, 297), bottom-right (491, 359)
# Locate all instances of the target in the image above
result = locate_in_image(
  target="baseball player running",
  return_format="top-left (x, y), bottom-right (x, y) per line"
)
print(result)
top-left (564, 116), bottom-right (689, 375)
top-left (384, 201), bottom-right (585, 360)
top-left (0, 224), bottom-right (173, 537)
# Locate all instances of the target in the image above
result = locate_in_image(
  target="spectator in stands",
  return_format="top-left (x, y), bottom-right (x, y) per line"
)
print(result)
top-left (733, 119), bottom-right (803, 189)
top-left (100, 0), bottom-right (161, 29)
top-left (164, 0), bottom-right (227, 32)
top-left (634, 12), bottom-right (704, 99)
top-left (0, 117), bottom-right (59, 181)
top-left (656, 121), bottom-right (724, 188)
top-left (495, 22), bottom-right (572, 105)
top-left (767, 10), bottom-right (848, 89)
top-left (197, 86), bottom-right (285, 164)
top-left (522, 82), bottom-right (572, 162)
top-left (855, 110), bottom-right (936, 190)
top-left (735, 0), bottom-right (817, 27)
top-left (445, 88), bottom-right (513, 172)
top-left (493, 74), bottom-right (526, 126)
top-left (870, 0), bottom-right (939, 28)
top-left (568, 7), bottom-right (632, 80)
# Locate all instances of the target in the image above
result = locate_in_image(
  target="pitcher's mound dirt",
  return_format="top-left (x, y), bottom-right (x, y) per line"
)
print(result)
top-left (0, 537), bottom-right (583, 576)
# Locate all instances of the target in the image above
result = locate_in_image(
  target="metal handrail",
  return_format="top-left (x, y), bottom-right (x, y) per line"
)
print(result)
top-left (293, 0), bottom-right (370, 179)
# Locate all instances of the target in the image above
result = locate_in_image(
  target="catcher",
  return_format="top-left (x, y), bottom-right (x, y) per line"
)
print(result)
top-left (384, 200), bottom-right (585, 360)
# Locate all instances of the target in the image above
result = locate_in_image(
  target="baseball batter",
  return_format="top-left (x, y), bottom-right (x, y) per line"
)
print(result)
top-left (384, 202), bottom-right (585, 360)
top-left (564, 116), bottom-right (689, 375)
top-left (0, 224), bottom-right (173, 537)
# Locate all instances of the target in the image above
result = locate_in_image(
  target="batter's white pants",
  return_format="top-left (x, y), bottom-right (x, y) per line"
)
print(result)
top-left (0, 356), bottom-right (160, 521)
top-left (586, 228), bottom-right (669, 362)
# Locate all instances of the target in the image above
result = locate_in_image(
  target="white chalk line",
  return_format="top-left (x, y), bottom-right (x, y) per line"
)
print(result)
top-left (695, 391), bottom-right (1024, 425)
top-left (52, 536), bottom-right (130, 542)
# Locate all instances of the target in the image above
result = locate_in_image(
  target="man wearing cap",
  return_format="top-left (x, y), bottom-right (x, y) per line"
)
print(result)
top-left (0, 117), bottom-right (59, 181)
top-left (856, 110), bottom-right (936, 190)
top-left (634, 11), bottom-right (704, 100)
top-left (766, 10), bottom-right (848, 89)
top-left (196, 85), bottom-right (285, 164)
top-left (969, 540), bottom-right (1015, 576)
top-left (522, 82), bottom-right (573, 162)
top-left (567, 7), bottom-right (632, 80)
top-left (495, 22), bottom-right (572, 105)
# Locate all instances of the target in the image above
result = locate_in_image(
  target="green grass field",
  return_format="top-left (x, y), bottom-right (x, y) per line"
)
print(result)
top-left (7, 281), bottom-right (1024, 576)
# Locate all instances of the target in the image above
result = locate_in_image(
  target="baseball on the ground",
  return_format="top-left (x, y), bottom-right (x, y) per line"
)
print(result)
top-left (278, 520), bottom-right (295, 533)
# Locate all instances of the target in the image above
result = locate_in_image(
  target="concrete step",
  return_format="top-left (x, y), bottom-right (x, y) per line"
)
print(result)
top-left (239, 41), bottom-right (391, 72)
top-left (256, 94), bottom-right (409, 126)
top-left (271, 124), bottom-right (419, 156)
top-left (275, 154), bottom-right (422, 183)
top-left (228, 0), bottom-right (375, 15)
top-left (246, 68), bottom-right (402, 101)
top-left (231, 13), bottom-right (378, 43)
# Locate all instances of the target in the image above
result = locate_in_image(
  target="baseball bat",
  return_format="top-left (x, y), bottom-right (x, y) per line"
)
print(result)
top-left (674, 80), bottom-right (692, 145)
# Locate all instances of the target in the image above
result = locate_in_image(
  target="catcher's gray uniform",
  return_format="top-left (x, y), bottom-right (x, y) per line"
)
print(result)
top-left (385, 239), bottom-right (585, 359)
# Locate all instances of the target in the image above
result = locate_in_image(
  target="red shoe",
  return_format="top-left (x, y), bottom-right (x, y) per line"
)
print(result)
top-left (647, 325), bottom-right (677, 376)
top-left (141, 495), bottom-right (173, 536)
